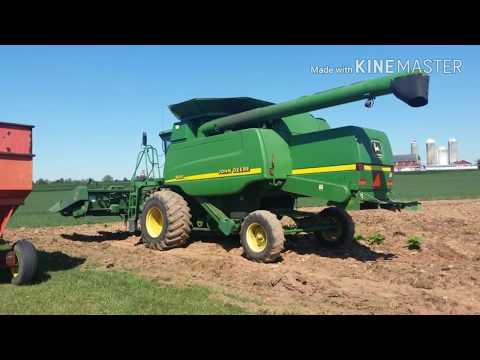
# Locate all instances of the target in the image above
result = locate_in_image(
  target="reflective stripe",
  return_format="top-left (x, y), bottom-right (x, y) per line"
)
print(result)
top-left (165, 167), bottom-right (262, 183)
top-left (165, 163), bottom-right (391, 183)
top-left (364, 165), bottom-right (392, 172)
top-left (291, 164), bottom-right (356, 175)
top-left (291, 163), bottom-right (391, 175)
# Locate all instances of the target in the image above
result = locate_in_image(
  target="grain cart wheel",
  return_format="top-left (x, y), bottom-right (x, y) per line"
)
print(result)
top-left (141, 190), bottom-right (192, 250)
top-left (10, 240), bottom-right (38, 285)
top-left (240, 210), bottom-right (285, 263)
top-left (314, 207), bottom-right (354, 249)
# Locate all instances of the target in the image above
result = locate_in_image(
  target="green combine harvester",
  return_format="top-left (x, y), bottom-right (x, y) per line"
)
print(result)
top-left (50, 72), bottom-right (429, 262)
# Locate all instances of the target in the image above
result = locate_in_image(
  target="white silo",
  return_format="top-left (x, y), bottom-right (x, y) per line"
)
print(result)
top-left (411, 140), bottom-right (418, 158)
top-left (448, 138), bottom-right (458, 164)
top-left (438, 146), bottom-right (448, 166)
top-left (426, 138), bottom-right (437, 166)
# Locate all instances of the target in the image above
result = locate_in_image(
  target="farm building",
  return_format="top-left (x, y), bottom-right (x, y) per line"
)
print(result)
top-left (393, 154), bottom-right (421, 172)
top-left (423, 159), bottom-right (477, 171)
top-left (453, 160), bottom-right (472, 166)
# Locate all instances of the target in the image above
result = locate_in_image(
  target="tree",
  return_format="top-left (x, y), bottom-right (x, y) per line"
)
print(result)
top-left (102, 175), bottom-right (114, 182)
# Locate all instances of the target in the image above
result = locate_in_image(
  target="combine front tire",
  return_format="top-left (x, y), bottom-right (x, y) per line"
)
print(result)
top-left (10, 240), bottom-right (38, 285)
top-left (141, 190), bottom-right (192, 250)
top-left (314, 207), bottom-right (354, 249)
top-left (240, 210), bottom-right (285, 263)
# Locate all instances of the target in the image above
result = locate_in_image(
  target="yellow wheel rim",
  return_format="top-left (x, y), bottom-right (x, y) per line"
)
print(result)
top-left (10, 252), bottom-right (19, 278)
top-left (11, 265), bottom-right (19, 278)
top-left (146, 207), bottom-right (164, 238)
top-left (246, 223), bottom-right (268, 253)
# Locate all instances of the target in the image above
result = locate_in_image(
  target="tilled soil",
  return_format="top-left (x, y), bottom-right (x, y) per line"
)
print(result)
top-left (5, 199), bottom-right (480, 314)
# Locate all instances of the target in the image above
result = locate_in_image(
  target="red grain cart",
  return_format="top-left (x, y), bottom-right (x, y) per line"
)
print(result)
top-left (0, 122), bottom-right (38, 285)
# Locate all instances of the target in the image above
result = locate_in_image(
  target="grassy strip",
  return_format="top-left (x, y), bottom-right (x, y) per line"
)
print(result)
top-left (0, 250), bottom-right (248, 315)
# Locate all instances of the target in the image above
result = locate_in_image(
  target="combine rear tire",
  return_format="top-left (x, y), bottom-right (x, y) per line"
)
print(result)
top-left (314, 207), bottom-right (354, 249)
top-left (240, 210), bottom-right (285, 263)
top-left (10, 240), bottom-right (38, 285)
top-left (141, 190), bottom-right (192, 250)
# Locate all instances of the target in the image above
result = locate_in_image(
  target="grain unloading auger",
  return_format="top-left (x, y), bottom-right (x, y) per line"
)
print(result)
top-left (50, 72), bottom-right (429, 262)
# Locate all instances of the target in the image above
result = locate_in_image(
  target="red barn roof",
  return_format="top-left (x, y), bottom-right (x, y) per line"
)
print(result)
top-left (453, 160), bottom-right (472, 165)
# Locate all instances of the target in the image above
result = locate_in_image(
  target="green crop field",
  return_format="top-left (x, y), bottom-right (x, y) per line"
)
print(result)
top-left (390, 170), bottom-right (480, 200)
top-left (298, 169), bottom-right (480, 208)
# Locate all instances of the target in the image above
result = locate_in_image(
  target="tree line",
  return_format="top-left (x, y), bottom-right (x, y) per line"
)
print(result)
top-left (35, 175), bottom-right (129, 185)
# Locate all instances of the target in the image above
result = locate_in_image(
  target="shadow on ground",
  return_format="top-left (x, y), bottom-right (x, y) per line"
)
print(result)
top-left (34, 250), bottom-right (86, 283)
top-left (0, 250), bottom-right (86, 284)
top-left (58, 229), bottom-right (395, 263)
top-left (61, 231), bottom-right (131, 242)
top-left (188, 231), bottom-right (396, 262)
top-left (189, 231), bottom-right (240, 252)
top-left (285, 234), bottom-right (396, 262)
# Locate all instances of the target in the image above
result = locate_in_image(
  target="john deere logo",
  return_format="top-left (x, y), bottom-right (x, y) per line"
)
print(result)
top-left (218, 166), bottom-right (250, 175)
top-left (371, 140), bottom-right (383, 157)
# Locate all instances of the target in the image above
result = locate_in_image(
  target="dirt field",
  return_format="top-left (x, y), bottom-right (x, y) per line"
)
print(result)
top-left (5, 199), bottom-right (480, 314)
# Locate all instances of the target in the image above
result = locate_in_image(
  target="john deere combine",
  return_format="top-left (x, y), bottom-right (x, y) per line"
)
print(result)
top-left (50, 72), bottom-right (429, 262)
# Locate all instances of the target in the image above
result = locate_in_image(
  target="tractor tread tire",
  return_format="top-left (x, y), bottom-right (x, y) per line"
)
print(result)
top-left (141, 190), bottom-right (192, 251)
top-left (314, 206), bottom-right (354, 249)
top-left (240, 210), bottom-right (285, 263)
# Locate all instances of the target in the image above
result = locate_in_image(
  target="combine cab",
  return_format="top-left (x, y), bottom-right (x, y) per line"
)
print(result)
top-left (0, 122), bottom-right (38, 284)
top-left (51, 72), bottom-right (429, 263)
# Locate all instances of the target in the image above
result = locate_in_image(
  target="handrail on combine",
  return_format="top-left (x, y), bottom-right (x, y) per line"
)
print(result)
top-left (131, 132), bottom-right (161, 181)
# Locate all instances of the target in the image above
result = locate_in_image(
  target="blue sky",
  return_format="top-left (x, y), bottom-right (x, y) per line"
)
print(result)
top-left (0, 45), bottom-right (477, 181)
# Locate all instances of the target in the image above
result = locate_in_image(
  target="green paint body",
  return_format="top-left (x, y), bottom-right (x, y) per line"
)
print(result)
top-left (51, 72), bottom-right (429, 235)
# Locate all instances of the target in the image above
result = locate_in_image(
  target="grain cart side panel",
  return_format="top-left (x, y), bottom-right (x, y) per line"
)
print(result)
top-left (0, 158), bottom-right (32, 191)
top-left (0, 122), bottom-right (34, 236)
top-left (0, 121), bottom-right (38, 285)
top-left (0, 122), bottom-right (33, 190)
